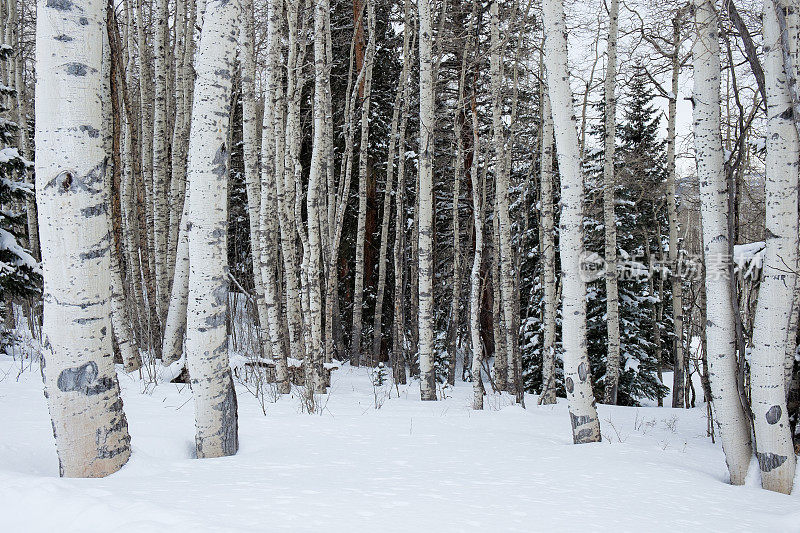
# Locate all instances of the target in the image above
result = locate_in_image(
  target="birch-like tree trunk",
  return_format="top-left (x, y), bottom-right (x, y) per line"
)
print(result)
top-left (152, 0), bottom-right (169, 320)
top-left (185, 0), bottom-right (240, 458)
top-left (539, 85), bottom-right (557, 406)
top-left (692, 0), bottom-right (752, 484)
top-left (260, 0), bottom-right (291, 394)
top-left (35, 0), bottom-right (132, 477)
top-left (417, 0), bottom-right (437, 400)
top-left (307, 0), bottom-right (329, 392)
top-left (667, 8), bottom-right (686, 409)
top-left (601, 0), bottom-right (622, 405)
top-left (470, 99), bottom-right (487, 410)
top-left (542, 0), bottom-right (601, 443)
top-left (350, 0), bottom-right (376, 366)
top-left (749, 0), bottom-right (799, 494)
top-left (239, 0), bottom-right (273, 363)
top-left (162, 195), bottom-right (189, 365)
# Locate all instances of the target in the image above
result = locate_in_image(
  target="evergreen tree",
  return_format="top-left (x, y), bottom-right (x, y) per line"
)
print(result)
top-left (583, 68), bottom-right (669, 406)
top-left (0, 44), bottom-right (41, 336)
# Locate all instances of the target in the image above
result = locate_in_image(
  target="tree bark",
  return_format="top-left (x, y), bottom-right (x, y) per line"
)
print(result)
top-left (185, 0), bottom-right (240, 458)
top-left (35, 0), bottom-right (132, 477)
top-left (542, 0), bottom-right (601, 443)
top-left (692, 0), bottom-right (752, 484)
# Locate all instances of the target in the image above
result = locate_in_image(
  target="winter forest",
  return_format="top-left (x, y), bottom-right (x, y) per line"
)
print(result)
top-left (2, 0), bottom-right (800, 529)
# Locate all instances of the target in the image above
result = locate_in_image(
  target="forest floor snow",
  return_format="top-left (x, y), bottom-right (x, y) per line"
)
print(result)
top-left (1, 355), bottom-right (799, 532)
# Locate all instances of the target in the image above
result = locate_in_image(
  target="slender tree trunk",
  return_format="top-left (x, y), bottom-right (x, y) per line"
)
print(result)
top-left (261, 0), bottom-right (291, 394)
top-left (152, 0), bottom-right (169, 321)
top-left (417, 0), bottom-right (437, 400)
top-left (185, 0), bottom-right (240, 458)
top-left (749, 0), bottom-right (799, 494)
top-left (668, 8), bottom-right (686, 409)
top-left (692, 0), bottom-right (752, 484)
top-left (539, 84), bottom-right (557, 405)
top-left (601, 0), bottom-right (621, 405)
top-left (470, 95), bottom-right (487, 409)
top-left (350, 0), bottom-right (376, 366)
top-left (542, 0), bottom-right (601, 443)
top-left (35, 0), bottom-right (131, 477)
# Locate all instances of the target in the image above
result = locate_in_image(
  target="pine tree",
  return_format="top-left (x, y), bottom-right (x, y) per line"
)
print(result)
top-left (583, 69), bottom-right (669, 406)
top-left (0, 43), bottom-right (40, 336)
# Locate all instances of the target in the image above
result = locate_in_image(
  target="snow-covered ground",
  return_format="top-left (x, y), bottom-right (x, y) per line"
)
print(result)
top-left (1, 354), bottom-right (799, 532)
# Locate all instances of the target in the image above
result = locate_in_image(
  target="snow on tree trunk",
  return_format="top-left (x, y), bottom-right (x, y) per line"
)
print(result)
top-left (542, 0), bottom-right (601, 443)
top-left (539, 85), bottom-right (557, 406)
top-left (691, 0), bottom-right (752, 484)
top-left (185, 0), bottom-right (240, 458)
top-left (749, 0), bottom-right (799, 494)
top-left (602, 0), bottom-right (621, 406)
top-left (35, 0), bottom-right (131, 477)
top-left (417, 0), bottom-right (437, 401)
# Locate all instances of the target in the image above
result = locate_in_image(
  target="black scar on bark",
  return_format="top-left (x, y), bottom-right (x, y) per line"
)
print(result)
top-left (46, 0), bottom-right (73, 10)
top-left (578, 362), bottom-right (588, 382)
top-left (54, 34), bottom-right (73, 42)
top-left (570, 412), bottom-right (593, 429)
top-left (766, 405), bottom-right (782, 425)
top-left (565, 376), bottom-right (574, 393)
top-left (66, 62), bottom-right (88, 76)
top-left (56, 362), bottom-right (115, 395)
top-left (756, 452), bottom-right (788, 472)
top-left (79, 125), bottom-right (100, 138)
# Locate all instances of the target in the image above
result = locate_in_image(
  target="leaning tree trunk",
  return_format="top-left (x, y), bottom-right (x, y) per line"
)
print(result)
top-left (417, 0), bottom-right (437, 400)
top-left (539, 84), bottom-right (557, 406)
top-left (749, 0), bottom-right (799, 495)
top-left (602, 0), bottom-right (622, 405)
top-left (185, 0), bottom-right (240, 459)
top-left (542, 0), bottom-right (601, 443)
top-left (692, 0), bottom-right (752, 484)
top-left (35, 0), bottom-right (132, 477)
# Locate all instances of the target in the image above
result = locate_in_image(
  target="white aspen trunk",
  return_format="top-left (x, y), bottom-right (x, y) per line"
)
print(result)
top-left (417, 0), bottom-right (436, 400)
top-left (667, 9), bottom-right (685, 409)
top-left (692, 0), bottom-right (752, 484)
top-left (167, 0), bottom-right (189, 279)
top-left (260, 0), bottom-right (290, 394)
top-left (151, 0), bottom-right (169, 321)
top-left (490, 1), bottom-right (516, 395)
top-left (162, 195), bottom-right (189, 365)
top-left (185, 0), bottom-right (240, 458)
top-left (539, 85), bottom-right (557, 406)
top-left (307, 0), bottom-right (328, 392)
top-left (277, 0), bottom-right (306, 370)
top-left (373, 0), bottom-right (410, 367)
top-left (137, 0), bottom-right (156, 303)
top-left (470, 101), bottom-right (486, 410)
top-left (542, 0), bottom-right (601, 443)
top-left (601, 0), bottom-right (621, 405)
top-left (749, 0), bottom-right (799, 494)
top-left (10, 0), bottom-right (37, 260)
top-left (103, 27), bottom-right (141, 374)
top-left (350, 0), bottom-right (376, 366)
top-left (35, 0), bottom-right (131, 477)
top-left (239, 0), bottom-right (272, 360)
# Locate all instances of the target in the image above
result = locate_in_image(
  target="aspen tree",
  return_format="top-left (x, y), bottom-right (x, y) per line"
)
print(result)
top-left (749, 0), bottom-right (799, 494)
top-left (417, 0), bottom-right (437, 400)
top-left (185, 0), bottom-right (240, 458)
top-left (692, 0), bottom-right (752, 483)
top-left (542, 0), bottom-right (601, 442)
top-left (602, 0), bottom-right (622, 405)
top-left (539, 85), bottom-right (557, 406)
top-left (36, 0), bottom-right (132, 477)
